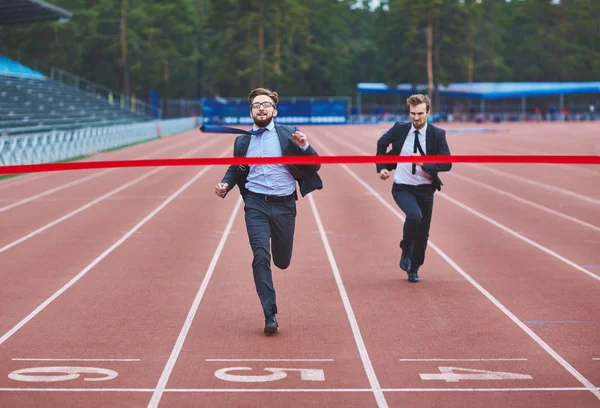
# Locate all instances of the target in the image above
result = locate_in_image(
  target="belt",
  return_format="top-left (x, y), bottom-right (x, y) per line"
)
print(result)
top-left (248, 191), bottom-right (294, 203)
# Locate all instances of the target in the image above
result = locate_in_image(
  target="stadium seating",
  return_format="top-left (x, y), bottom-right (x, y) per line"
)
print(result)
top-left (0, 57), bottom-right (149, 136)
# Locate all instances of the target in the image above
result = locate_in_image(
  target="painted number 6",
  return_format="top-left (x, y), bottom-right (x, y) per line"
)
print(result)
top-left (8, 366), bottom-right (118, 382)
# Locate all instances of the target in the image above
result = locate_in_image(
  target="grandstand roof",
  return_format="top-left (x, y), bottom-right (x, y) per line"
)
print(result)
top-left (436, 82), bottom-right (600, 99)
top-left (356, 82), bottom-right (416, 95)
top-left (357, 82), bottom-right (600, 99)
top-left (0, 0), bottom-right (72, 26)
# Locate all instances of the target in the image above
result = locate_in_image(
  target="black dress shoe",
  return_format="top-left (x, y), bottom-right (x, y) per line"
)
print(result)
top-left (408, 268), bottom-right (419, 283)
top-left (264, 314), bottom-right (279, 334)
top-left (399, 241), bottom-right (413, 272)
top-left (400, 253), bottom-right (411, 272)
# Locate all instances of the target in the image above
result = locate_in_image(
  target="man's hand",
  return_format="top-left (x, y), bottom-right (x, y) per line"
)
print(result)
top-left (379, 169), bottom-right (390, 180)
top-left (215, 182), bottom-right (229, 198)
top-left (292, 130), bottom-right (308, 147)
top-left (412, 153), bottom-right (423, 167)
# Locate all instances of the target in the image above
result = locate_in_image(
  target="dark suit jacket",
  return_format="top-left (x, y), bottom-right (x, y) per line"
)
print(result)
top-left (376, 121), bottom-right (451, 191)
top-left (221, 124), bottom-right (323, 199)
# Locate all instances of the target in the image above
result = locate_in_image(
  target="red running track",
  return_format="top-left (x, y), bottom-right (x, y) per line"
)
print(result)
top-left (0, 123), bottom-right (598, 407)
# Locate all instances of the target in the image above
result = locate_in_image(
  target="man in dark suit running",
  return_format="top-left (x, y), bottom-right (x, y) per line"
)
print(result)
top-left (214, 88), bottom-right (323, 334)
top-left (376, 94), bottom-right (451, 283)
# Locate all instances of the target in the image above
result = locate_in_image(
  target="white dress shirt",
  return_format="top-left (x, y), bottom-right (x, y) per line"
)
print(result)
top-left (393, 123), bottom-right (433, 186)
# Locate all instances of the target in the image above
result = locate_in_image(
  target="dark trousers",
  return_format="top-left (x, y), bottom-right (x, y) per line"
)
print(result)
top-left (392, 183), bottom-right (435, 269)
top-left (244, 192), bottom-right (296, 317)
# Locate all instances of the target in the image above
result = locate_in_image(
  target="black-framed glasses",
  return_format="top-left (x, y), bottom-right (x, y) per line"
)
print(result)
top-left (251, 101), bottom-right (274, 109)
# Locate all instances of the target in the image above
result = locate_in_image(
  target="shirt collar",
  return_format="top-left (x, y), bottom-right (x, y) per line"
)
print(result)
top-left (252, 121), bottom-right (275, 132)
top-left (410, 122), bottom-right (427, 135)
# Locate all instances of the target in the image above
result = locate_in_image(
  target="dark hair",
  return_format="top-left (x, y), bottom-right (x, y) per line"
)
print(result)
top-left (248, 88), bottom-right (279, 105)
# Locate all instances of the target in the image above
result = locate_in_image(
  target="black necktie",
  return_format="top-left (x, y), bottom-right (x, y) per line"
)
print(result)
top-left (412, 130), bottom-right (424, 174)
top-left (250, 128), bottom-right (267, 136)
top-left (199, 125), bottom-right (267, 135)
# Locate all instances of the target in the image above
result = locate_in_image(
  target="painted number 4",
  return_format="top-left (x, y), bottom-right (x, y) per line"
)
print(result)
top-left (215, 367), bottom-right (325, 383)
top-left (420, 366), bottom-right (532, 382)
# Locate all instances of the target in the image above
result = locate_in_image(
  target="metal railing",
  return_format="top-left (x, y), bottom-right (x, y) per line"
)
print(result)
top-left (0, 117), bottom-right (197, 166)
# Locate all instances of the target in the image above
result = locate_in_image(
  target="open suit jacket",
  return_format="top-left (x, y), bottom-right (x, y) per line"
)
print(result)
top-left (221, 124), bottom-right (323, 199)
top-left (375, 121), bottom-right (452, 191)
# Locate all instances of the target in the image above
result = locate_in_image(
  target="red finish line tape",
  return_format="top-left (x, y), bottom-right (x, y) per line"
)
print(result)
top-left (1, 155), bottom-right (598, 175)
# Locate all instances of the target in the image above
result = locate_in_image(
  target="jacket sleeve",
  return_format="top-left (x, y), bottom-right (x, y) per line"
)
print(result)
top-left (219, 136), bottom-right (242, 198)
top-left (221, 165), bottom-right (237, 189)
top-left (292, 126), bottom-right (321, 173)
top-left (376, 122), bottom-right (397, 173)
top-left (296, 143), bottom-right (321, 173)
top-left (422, 129), bottom-right (452, 173)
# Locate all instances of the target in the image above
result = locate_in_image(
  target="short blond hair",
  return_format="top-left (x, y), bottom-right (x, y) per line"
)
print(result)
top-left (248, 87), bottom-right (279, 105)
top-left (407, 94), bottom-right (431, 113)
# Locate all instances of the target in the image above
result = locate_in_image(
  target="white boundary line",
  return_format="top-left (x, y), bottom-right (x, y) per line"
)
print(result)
top-left (314, 134), bottom-right (600, 400)
top-left (0, 139), bottom-right (223, 255)
top-left (448, 172), bottom-right (600, 233)
top-left (12, 358), bottom-right (140, 362)
top-left (206, 359), bottom-right (335, 362)
top-left (398, 359), bottom-right (528, 362)
top-left (0, 131), bottom-right (195, 191)
top-left (0, 136), bottom-right (197, 213)
top-left (147, 197), bottom-right (243, 408)
top-left (0, 147), bottom-right (231, 346)
top-left (468, 164), bottom-right (600, 206)
top-left (0, 387), bottom-right (599, 393)
top-left (309, 194), bottom-right (388, 408)
top-left (438, 193), bottom-right (600, 282)
top-left (324, 131), bottom-right (600, 282)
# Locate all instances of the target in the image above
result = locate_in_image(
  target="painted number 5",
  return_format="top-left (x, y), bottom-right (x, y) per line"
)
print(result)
top-left (215, 367), bottom-right (325, 383)
top-left (9, 366), bottom-right (118, 382)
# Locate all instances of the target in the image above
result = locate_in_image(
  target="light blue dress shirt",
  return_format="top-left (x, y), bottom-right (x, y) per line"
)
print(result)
top-left (245, 121), bottom-right (309, 196)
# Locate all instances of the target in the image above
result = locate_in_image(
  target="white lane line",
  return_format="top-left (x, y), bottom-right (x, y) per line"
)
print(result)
top-left (439, 192), bottom-right (600, 282)
top-left (0, 138), bottom-right (223, 255)
top-left (399, 359), bottom-right (528, 362)
top-left (0, 170), bottom-right (116, 212)
top-left (314, 134), bottom-right (600, 401)
top-left (0, 132), bottom-right (195, 192)
top-left (0, 387), bottom-right (599, 393)
top-left (206, 359), bottom-right (335, 362)
top-left (323, 131), bottom-right (600, 282)
top-left (0, 136), bottom-right (196, 213)
top-left (463, 146), bottom-right (600, 177)
top-left (468, 163), bottom-right (600, 206)
top-left (309, 194), bottom-right (388, 408)
top-left (0, 146), bottom-right (231, 347)
top-left (449, 172), bottom-right (600, 233)
top-left (12, 358), bottom-right (140, 362)
top-left (0, 174), bottom-right (49, 191)
top-left (147, 196), bottom-right (243, 408)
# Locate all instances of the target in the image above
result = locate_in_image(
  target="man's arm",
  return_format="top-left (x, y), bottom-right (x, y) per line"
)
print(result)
top-left (292, 128), bottom-right (321, 173)
top-left (376, 123), bottom-right (398, 173)
top-left (422, 129), bottom-right (452, 173)
top-left (215, 136), bottom-right (242, 198)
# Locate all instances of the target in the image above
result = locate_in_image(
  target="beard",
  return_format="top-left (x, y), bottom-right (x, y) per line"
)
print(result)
top-left (252, 112), bottom-right (273, 128)
top-left (412, 119), bottom-right (425, 129)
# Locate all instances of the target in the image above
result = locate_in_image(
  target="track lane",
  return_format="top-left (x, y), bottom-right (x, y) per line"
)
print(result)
top-left (0, 158), bottom-right (240, 407)
top-left (0, 131), bottom-right (202, 209)
top-left (154, 185), bottom-right (387, 407)
top-left (0, 136), bottom-right (223, 250)
top-left (0, 137), bottom-right (232, 338)
top-left (343, 128), bottom-right (600, 276)
top-left (311, 128), bottom-right (599, 406)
